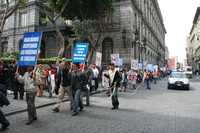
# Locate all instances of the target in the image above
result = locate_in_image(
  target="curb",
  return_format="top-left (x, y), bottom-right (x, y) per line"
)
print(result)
top-left (5, 89), bottom-right (107, 117)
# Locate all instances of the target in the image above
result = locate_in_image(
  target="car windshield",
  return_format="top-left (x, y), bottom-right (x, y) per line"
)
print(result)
top-left (170, 72), bottom-right (186, 78)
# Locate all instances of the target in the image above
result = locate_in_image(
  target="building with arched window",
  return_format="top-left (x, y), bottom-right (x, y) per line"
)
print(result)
top-left (93, 0), bottom-right (166, 66)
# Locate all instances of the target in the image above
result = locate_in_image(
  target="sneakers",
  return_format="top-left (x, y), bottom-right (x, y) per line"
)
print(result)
top-left (71, 112), bottom-right (78, 116)
top-left (26, 120), bottom-right (34, 125)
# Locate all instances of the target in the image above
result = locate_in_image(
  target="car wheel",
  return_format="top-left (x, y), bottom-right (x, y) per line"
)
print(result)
top-left (186, 86), bottom-right (190, 90)
top-left (167, 85), bottom-right (171, 89)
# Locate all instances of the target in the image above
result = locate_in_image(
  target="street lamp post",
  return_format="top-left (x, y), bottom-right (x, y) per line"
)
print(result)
top-left (134, 29), bottom-right (139, 61)
top-left (122, 29), bottom-right (126, 48)
top-left (141, 38), bottom-right (146, 70)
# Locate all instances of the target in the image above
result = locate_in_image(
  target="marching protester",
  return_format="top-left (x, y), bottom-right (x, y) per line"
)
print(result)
top-left (104, 63), bottom-right (121, 110)
top-left (81, 62), bottom-right (92, 106)
top-left (127, 69), bottom-right (137, 90)
top-left (35, 64), bottom-right (45, 97)
top-left (48, 65), bottom-right (57, 96)
top-left (71, 63), bottom-right (84, 116)
top-left (7, 61), bottom-right (18, 99)
top-left (15, 67), bottom-right (38, 125)
top-left (52, 61), bottom-right (73, 112)
top-left (143, 69), bottom-right (151, 90)
top-left (0, 83), bottom-right (10, 131)
top-left (91, 64), bottom-right (99, 91)
top-left (121, 68), bottom-right (128, 92)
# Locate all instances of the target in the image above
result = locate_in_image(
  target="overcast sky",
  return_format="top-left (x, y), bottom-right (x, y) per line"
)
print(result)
top-left (158, 0), bottom-right (200, 62)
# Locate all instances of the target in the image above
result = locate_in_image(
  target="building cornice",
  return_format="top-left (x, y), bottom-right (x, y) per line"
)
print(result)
top-left (193, 7), bottom-right (200, 24)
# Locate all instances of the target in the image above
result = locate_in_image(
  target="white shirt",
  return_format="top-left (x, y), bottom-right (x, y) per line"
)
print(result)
top-left (92, 68), bottom-right (99, 78)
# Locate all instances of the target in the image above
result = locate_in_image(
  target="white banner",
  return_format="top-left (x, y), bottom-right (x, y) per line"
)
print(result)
top-left (131, 59), bottom-right (138, 70)
top-left (111, 54), bottom-right (119, 65)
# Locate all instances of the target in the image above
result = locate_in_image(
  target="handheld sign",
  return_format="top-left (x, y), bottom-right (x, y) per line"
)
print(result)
top-left (18, 32), bottom-right (42, 66)
top-left (73, 43), bottom-right (89, 63)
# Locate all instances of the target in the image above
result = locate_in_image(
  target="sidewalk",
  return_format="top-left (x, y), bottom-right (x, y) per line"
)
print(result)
top-left (2, 88), bottom-right (107, 116)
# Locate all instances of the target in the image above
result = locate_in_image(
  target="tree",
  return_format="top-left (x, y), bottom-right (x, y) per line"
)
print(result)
top-left (0, 0), bottom-right (26, 51)
top-left (36, 0), bottom-right (70, 57)
top-left (57, 0), bottom-right (114, 62)
top-left (37, 0), bottom-right (114, 62)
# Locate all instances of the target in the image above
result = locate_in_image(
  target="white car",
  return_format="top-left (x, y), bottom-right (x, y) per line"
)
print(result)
top-left (168, 71), bottom-right (190, 90)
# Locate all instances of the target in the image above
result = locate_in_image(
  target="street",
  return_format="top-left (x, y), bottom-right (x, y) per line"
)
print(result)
top-left (3, 79), bottom-right (200, 133)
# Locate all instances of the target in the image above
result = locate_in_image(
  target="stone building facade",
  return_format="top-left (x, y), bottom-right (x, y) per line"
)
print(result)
top-left (1, 0), bottom-right (166, 67)
top-left (0, 0), bottom-right (71, 57)
top-left (187, 7), bottom-right (200, 72)
top-left (95, 0), bottom-right (166, 66)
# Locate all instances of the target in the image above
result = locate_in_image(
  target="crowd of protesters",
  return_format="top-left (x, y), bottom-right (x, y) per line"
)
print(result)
top-left (0, 58), bottom-right (166, 131)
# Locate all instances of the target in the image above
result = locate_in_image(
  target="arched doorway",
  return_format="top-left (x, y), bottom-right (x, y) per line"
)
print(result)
top-left (102, 37), bottom-right (113, 65)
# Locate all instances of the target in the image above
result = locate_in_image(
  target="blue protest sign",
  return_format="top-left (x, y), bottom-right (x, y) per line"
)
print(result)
top-left (73, 43), bottom-right (89, 63)
top-left (147, 64), bottom-right (154, 71)
top-left (18, 32), bottom-right (42, 66)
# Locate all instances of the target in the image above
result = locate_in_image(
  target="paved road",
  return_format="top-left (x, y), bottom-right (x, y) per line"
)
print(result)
top-left (3, 79), bottom-right (200, 133)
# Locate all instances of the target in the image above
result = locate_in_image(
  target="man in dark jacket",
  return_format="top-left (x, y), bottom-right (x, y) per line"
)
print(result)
top-left (0, 84), bottom-right (10, 131)
top-left (52, 61), bottom-right (73, 112)
top-left (71, 63), bottom-right (83, 116)
top-left (105, 63), bottom-right (121, 110)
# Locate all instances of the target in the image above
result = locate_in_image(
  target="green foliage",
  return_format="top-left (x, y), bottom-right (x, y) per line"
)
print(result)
top-left (72, 19), bottom-right (95, 39)
top-left (0, 56), bottom-right (72, 65)
top-left (19, 0), bottom-right (28, 8)
top-left (0, 52), bottom-right (19, 59)
top-left (47, 0), bottom-right (114, 20)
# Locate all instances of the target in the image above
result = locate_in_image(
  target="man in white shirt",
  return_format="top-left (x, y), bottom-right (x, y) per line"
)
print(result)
top-left (91, 64), bottom-right (99, 91)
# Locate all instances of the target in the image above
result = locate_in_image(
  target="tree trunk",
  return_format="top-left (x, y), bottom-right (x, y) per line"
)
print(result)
top-left (86, 33), bottom-right (102, 64)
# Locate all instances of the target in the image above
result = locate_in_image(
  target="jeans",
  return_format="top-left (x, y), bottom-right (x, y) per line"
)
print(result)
top-left (72, 89), bottom-right (82, 113)
top-left (26, 92), bottom-right (37, 121)
top-left (0, 109), bottom-right (9, 126)
top-left (145, 79), bottom-right (151, 90)
top-left (111, 87), bottom-right (119, 108)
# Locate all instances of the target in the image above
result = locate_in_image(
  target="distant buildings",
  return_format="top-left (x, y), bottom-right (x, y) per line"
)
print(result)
top-left (187, 7), bottom-right (200, 72)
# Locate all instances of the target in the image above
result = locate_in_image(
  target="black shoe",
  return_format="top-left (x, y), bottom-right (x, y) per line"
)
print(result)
top-left (71, 112), bottom-right (78, 116)
top-left (13, 97), bottom-right (17, 100)
top-left (80, 107), bottom-right (84, 111)
top-left (33, 117), bottom-right (37, 120)
top-left (111, 107), bottom-right (116, 110)
top-left (52, 107), bottom-right (59, 113)
top-left (1, 123), bottom-right (9, 131)
top-left (26, 120), bottom-right (33, 125)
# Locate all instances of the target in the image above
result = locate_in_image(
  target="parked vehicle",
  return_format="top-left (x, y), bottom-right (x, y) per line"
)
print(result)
top-left (168, 71), bottom-right (190, 90)
top-left (184, 66), bottom-right (193, 78)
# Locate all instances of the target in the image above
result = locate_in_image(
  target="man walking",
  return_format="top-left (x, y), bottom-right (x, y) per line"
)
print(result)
top-left (71, 63), bottom-right (83, 116)
top-left (144, 69), bottom-right (151, 90)
top-left (105, 63), bottom-right (121, 110)
top-left (91, 64), bottom-right (99, 91)
top-left (16, 67), bottom-right (37, 125)
top-left (52, 61), bottom-right (73, 112)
